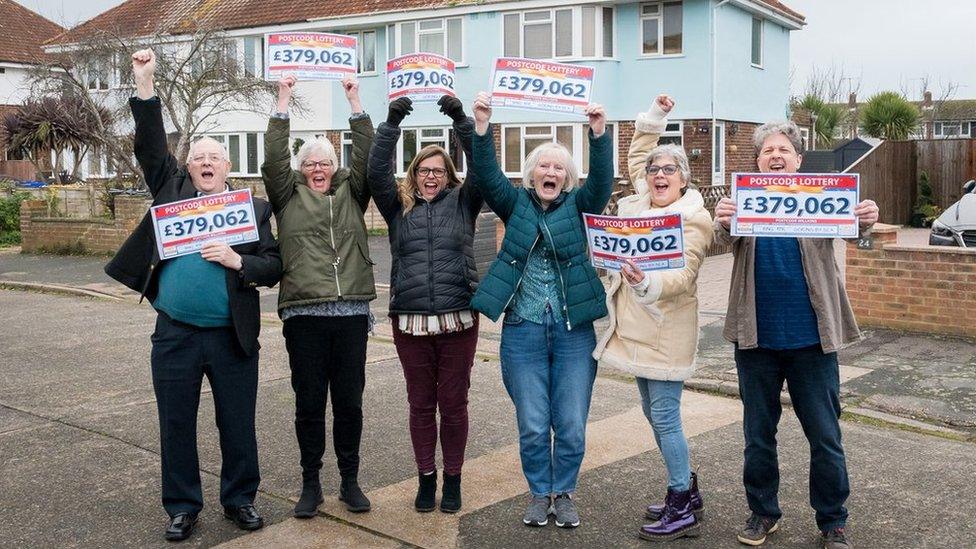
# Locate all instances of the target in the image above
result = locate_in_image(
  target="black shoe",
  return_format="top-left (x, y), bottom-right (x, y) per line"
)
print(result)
top-left (339, 478), bottom-right (371, 513)
top-left (440, 473), bottom-right (461, 513)
top-left (223, 504), bottom-right (264, 531)
top-left (294, 480), bottom-right (324, 519)
top-left (164, 513), bottom-right (197, 542)
top-left (415, 471), bottom-right (437, 512)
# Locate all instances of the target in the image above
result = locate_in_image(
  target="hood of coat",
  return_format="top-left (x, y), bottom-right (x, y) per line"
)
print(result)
top-left (616, 187), bottom-right (705, 220)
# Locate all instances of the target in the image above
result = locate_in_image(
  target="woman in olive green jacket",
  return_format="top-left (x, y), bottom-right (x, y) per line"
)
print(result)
top-left (261, 75), bottom-right (375, 519)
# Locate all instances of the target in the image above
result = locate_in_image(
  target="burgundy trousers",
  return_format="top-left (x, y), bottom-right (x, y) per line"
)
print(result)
top-left (392, 319), bottom-right (479, 476)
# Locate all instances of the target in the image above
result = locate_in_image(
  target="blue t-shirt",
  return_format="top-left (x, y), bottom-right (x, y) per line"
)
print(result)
top-left (753, 237), bottom-right (820, 350)
top-left (153, 253), bottom-right (232, 328)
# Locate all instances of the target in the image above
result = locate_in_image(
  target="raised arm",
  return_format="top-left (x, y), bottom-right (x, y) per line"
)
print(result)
top-left (576, 104), bottom-right (613, 214)
top-left (342, 77), bottom-right (375, 212)
top-left (129, 49), bottom-right (179, 197)
top-left (261, 75), bottom-right (300, 213)
top-left (628, 95), bottom-right (673, 187)
top-left (472, 91), bottom-right (517, 221)
top-left (438, 95), bottom-right (483, 216)
top-left (367, 97), bottom-right (413, 222)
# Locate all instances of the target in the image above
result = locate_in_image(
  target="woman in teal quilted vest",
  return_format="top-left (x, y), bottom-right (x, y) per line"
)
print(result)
top-left (469, 91), bottom-right (613, 529)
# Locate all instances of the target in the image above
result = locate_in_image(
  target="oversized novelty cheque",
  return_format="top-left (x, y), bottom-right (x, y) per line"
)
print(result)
top-left (731, 173), bottom-right (860, 238)
top-left (583, 213), bottom-right (686, 272)
top-left (265, 32), bottom-right (358, 81)
top-left (151, 189), bottom-right (259, 260)
top-left (489, 57), bottom-right (594, 115)
top-left (387, 53), bottom-right (456, 103)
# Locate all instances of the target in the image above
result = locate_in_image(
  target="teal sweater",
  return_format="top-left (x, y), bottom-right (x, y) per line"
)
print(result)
top-left (470, 124), bottom-right (613, 329)
top-left (153, 253), bottom-right (231, 327)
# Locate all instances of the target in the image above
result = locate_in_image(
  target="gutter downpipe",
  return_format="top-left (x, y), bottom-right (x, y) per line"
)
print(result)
top-left (712, 0), bottom-right (732, 184)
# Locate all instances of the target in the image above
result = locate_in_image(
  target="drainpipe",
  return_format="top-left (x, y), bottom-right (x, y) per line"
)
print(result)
top-left (711, 0), bottom-right (731, 184)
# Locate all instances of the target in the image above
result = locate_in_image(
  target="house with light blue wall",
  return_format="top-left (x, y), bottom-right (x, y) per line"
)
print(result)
top-left (53, 0), bottom-right (805, 186)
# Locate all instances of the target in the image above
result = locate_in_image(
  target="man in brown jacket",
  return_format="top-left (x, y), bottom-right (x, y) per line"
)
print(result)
top-left (714, 121), bottom-right (878, 549)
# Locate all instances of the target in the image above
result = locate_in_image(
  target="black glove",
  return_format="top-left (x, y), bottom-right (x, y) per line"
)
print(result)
top-left (386, 97), bottom-right (413, 127)
top-left (437, 95), bottom-right (466, 123)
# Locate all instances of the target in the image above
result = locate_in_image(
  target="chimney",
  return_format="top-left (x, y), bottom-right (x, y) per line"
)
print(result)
top-left (848, 92), bottom-right (857, 110)
top-left (922, 90), bottom-right (933, 109)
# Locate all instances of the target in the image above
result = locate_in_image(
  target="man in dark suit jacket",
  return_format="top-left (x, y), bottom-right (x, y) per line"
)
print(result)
top-left (104, 49), bottom-right (281, 542)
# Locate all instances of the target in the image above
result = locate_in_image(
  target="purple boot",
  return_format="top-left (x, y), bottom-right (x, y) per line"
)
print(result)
top-left (645, 472), bottom-right (704, 521)
top-left (638, 488), bottom-right (701, 542)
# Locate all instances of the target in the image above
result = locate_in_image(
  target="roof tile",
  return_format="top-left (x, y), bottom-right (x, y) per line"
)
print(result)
top-left (0, 0), bottom-right (65, 64)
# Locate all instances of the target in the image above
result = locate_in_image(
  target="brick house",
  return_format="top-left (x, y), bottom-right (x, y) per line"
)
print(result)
top-left (0, 0), bottom-right (64, 166)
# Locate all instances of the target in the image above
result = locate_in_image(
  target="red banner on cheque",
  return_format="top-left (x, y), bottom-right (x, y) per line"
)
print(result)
top-left (731, 173), bottom-right (860, 238)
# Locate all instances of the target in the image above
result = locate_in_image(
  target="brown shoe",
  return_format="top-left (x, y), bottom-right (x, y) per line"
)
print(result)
top-left (736, 513), bottom-right (779, 546)
top-left (821, 527), bottom-right (852, 549)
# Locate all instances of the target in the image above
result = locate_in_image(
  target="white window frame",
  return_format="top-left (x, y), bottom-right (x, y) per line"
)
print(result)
top-left (502, 6), bottom-right (615, 60)
top-left (206, 132), bottom-right (265, 176)
top-left (934, 121), bottom-right (971, 138)
top-left (340, 131), bottom-right (354, 168)
top-left (388, 17), bottom-right (465, 64)
top-left (712, 122), bottom-right (725, 185)
top-left (500, 123), bottom-right (618, 178)
top-left (751, 17), bottom-right (764, 68)
top-left (658, 121), bottom-right (684, 145)
top-left (799, 127), bottom-right (810, 151)
top-left (388, 126), bottom-right (467, 177)
top-left (240, 36), bottom-right (263, 78)
top-left (345, 30), bottom-right (378, 75)
top-left (639, 1), bottom-right (683, 58)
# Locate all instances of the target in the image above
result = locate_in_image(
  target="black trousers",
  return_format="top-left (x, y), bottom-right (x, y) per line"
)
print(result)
top-left (283, 314), bottom-right (368, 482)
top-left (150, 312), bottom-right (259, 517)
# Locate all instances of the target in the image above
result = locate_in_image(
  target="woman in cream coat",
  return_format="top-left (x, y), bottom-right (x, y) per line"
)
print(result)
top-left (592, 95), bottom-right (713, 542)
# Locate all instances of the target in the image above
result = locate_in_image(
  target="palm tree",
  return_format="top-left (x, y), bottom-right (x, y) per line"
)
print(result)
top-left (796, 94), bottom-right (845, 149)
top-left (860, 92), bottom-right (921, 140)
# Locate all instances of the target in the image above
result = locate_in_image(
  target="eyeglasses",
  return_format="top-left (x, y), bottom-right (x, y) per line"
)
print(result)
top-left (190, 153), bottom-right (225, 163)
top-left (646, 164), bottom-right (679, 176)
top-left (302, 160), bottom-right (334, 169)
top-left (417, 167), bottom-right (447, 178)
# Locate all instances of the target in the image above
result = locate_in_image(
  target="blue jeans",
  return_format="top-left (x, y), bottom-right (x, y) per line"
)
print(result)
top-left (736, 344), bottom-right (850, 531)
top-left (500, 309), bottom-right (597, 497)
top-left (636, 378), bottom-right (691, 491)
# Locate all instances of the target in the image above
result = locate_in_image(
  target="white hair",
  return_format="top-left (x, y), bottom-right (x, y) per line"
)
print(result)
top-left (296, 138), bottom-right (338, 169)
top-left (521, 142), bottom-right (579, 192)
top-left (186, 137), bottom-right (229, 163)
top-left (645, 143), bottom-right (692, 183)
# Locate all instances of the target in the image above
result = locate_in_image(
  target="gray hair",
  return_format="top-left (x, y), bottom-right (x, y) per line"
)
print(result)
top-left (521, 142), bottom-right (579, 192)
top-left (296, 137), bottom-right (338, 169)
top-left (645, 143), bottom-right (692, 183)
top-left (753, 121), bottom-right (804, 156)
top-left (186, 137), bottom-right (229, 163)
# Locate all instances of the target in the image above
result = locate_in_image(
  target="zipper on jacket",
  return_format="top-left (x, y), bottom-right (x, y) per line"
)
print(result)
top-left (426, 201), bottom-right (435, 312)
top-left (329, 195), bottom-right (342, 297)
top-left (502, 234), bottom-right (540, 314)
top-left (540, 218), bottom-right (572, 330)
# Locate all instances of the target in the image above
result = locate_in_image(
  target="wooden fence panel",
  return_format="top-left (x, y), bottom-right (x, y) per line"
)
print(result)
top-left (915, 139), bottom-right (976, 208)
top-left (0, 160), bottom-right (36, 180)
top-left (845, 140), bottom-right (916, 224)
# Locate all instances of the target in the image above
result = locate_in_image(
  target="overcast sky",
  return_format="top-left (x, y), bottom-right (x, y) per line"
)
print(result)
top-left (17, 0), bottom-right (976, 101)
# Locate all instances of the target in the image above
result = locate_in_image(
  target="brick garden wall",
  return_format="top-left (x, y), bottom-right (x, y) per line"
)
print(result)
top-left (845, 224), bottom-right (976, 338)
top-left (20, 196), bottom-right (151, 254)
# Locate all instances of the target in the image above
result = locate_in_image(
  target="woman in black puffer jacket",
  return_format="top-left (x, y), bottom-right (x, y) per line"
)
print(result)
top-left (366, 95), bottom-right (482, 514)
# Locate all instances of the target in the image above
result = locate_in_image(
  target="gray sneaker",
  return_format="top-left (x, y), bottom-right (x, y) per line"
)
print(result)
top-left (553, 493), bottom-right (580, 528)
top-left (737, 513), bottom-right (779, 546)
top-left (821, 527), bottom-right (852, 549)
top-left (522, 495), bottom-right (551, 527)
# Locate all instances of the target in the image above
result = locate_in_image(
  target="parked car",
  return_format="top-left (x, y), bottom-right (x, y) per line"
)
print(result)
top-left (930, 180), bottom-right (976, 247)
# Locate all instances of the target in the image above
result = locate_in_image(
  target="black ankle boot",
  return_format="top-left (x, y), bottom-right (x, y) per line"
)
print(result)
top-left (415, 471), bottom-right (437, 512)
top-left (339, 477), bottom-right (371, 513)
top-left (440, 473), bottom-right (462, 513)
top-left (294, 478), bottom-right (323, 518)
